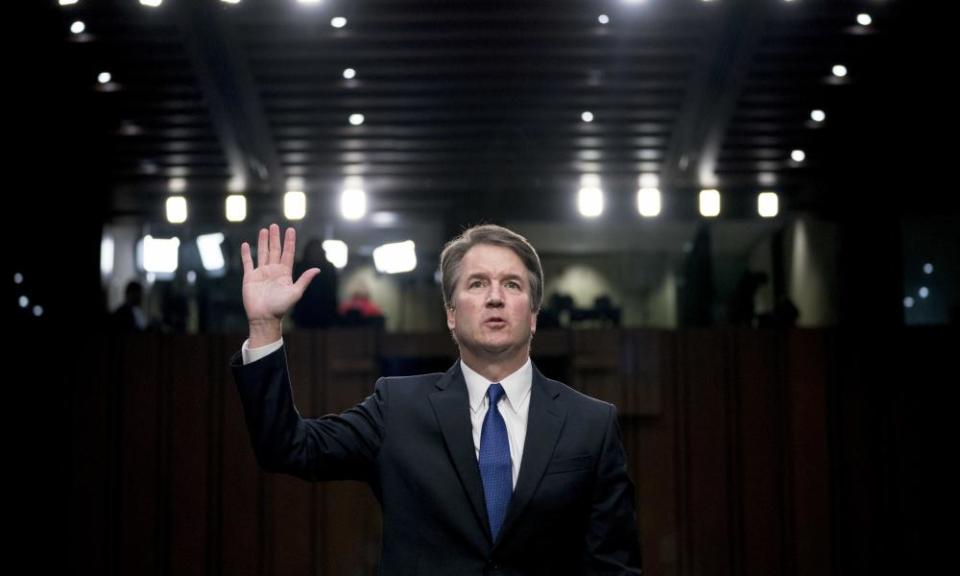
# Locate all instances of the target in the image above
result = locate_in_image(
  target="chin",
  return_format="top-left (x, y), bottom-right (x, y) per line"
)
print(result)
top-left (483, 338), bottom-right (525, 354)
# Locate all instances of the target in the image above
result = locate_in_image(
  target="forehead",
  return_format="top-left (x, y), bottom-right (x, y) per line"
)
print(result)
top-left (459, 244), bottom-right (527, 279)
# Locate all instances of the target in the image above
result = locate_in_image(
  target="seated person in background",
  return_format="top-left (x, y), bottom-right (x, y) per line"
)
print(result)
top-left (338, 285), bottom-right (383, 318)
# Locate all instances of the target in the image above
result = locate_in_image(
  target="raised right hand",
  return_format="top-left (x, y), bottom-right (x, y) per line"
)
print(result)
top-left (240, 223), bottom-right (320, 328)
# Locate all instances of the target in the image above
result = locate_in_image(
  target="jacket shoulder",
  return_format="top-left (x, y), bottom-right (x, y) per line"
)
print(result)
top-left (543, 374), bottom-right (617, 417)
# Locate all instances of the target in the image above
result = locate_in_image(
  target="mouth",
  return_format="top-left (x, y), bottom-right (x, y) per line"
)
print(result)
top-left (484, 317), bottom-right (507, 327)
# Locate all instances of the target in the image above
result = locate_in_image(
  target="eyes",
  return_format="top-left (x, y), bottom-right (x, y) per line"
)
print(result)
top-left (467, 278), bottom-right (522, 290)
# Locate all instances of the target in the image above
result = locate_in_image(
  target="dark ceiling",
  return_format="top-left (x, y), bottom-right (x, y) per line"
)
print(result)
top-left (39, 0), bottom-right (922, 230)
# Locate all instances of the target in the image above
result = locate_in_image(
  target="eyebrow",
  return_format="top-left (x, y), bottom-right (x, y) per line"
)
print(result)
top-left (465, 272), bottom-right (524, 282)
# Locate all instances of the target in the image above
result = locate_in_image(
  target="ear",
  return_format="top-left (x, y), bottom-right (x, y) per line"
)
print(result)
top-left (446, 305), bottom-right (456, 332)
top-left (529, 309), bottom-right (538, 335)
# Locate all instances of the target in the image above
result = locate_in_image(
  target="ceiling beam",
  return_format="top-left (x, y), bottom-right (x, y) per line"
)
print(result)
top-left (661, 1), bottom-right (770, 191)
top-left (173, 1), bottom-right (284, 195)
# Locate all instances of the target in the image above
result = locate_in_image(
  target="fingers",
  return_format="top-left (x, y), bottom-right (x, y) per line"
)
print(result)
top-left (281, 227), bottom-right (296, 269)
top-left (269, 223), bottom-right (282, 265)
top-left (257, 227), bottom-right (268, 268)
top-left (253, 223), bottom-right (295, 269)
top-left (240, 242), bottom-right (253, 276)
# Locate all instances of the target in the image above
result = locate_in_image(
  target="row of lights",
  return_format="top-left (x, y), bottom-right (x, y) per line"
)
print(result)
top-left (575, 175), bottom-right (780, 219)
top-left (903, 263), bottom-right (936, 309)
top-left (159, 175), bottom-right (779, 226)
top-left (126, 233), bottom-right (416, 276)
top-left (162, 175), bottom-right (366, 224)
top-left (13, 273), bottom-right (44, 318)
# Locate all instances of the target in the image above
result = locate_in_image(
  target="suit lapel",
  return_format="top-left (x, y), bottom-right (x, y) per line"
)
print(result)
top-left (495, 363), bottom-right (566, 548)
top-left (428, 361), bottom-right (492, 542)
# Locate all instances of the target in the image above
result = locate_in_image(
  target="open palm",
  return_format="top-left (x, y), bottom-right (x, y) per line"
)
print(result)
top-left (240, 224), bottom-right (319, 323)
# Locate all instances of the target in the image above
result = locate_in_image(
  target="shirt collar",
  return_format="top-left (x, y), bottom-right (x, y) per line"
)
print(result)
top-left (460, 357), bottom-right (532, 415)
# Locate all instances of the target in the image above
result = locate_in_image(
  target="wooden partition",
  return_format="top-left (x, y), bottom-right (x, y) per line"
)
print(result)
top-left (65, 326), bottom-right (948, 575)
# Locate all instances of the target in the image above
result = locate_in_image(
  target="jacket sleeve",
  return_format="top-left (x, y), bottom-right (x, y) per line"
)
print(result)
top-left (583, 403), bottom-right (643, 574)
top-left (230, 345), bottom-right (386, 483)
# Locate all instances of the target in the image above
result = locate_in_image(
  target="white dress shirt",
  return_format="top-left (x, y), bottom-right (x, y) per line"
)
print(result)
top-left (460, 357), bottom-right (532, 489)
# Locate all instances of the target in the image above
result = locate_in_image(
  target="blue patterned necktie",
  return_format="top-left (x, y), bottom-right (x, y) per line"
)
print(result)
top-left (479, 383), bottom-right (513, 540)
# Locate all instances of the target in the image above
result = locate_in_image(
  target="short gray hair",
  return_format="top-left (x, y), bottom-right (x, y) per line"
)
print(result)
top-left (440, 224), bottom-right (544, 312)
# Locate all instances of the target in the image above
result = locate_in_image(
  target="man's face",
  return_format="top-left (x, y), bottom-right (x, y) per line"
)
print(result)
top-left (446, 244), bottom-right (538, 363)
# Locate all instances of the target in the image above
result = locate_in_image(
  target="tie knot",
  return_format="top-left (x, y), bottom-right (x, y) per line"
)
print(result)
top-left (487, 383), bottom-right (505, 406)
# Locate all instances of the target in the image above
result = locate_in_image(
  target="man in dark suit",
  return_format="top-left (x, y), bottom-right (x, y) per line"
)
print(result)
top-left (232, 223), bottom-right (642, 575)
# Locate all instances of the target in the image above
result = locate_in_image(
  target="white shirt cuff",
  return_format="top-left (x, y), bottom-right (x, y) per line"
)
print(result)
top-left (241, 337), bottom-right (284, 365)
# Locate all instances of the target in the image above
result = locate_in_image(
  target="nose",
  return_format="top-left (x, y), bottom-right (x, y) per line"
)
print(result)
top-left (485, 284), bottom-right (504, 307)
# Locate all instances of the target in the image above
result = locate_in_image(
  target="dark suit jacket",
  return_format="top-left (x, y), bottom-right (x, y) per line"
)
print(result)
top-left (232, 347), bottom-right (642, 575)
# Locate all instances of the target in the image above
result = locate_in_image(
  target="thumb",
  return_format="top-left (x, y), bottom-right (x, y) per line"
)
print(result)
top-left (293, 267), bottom-right (321, 294)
